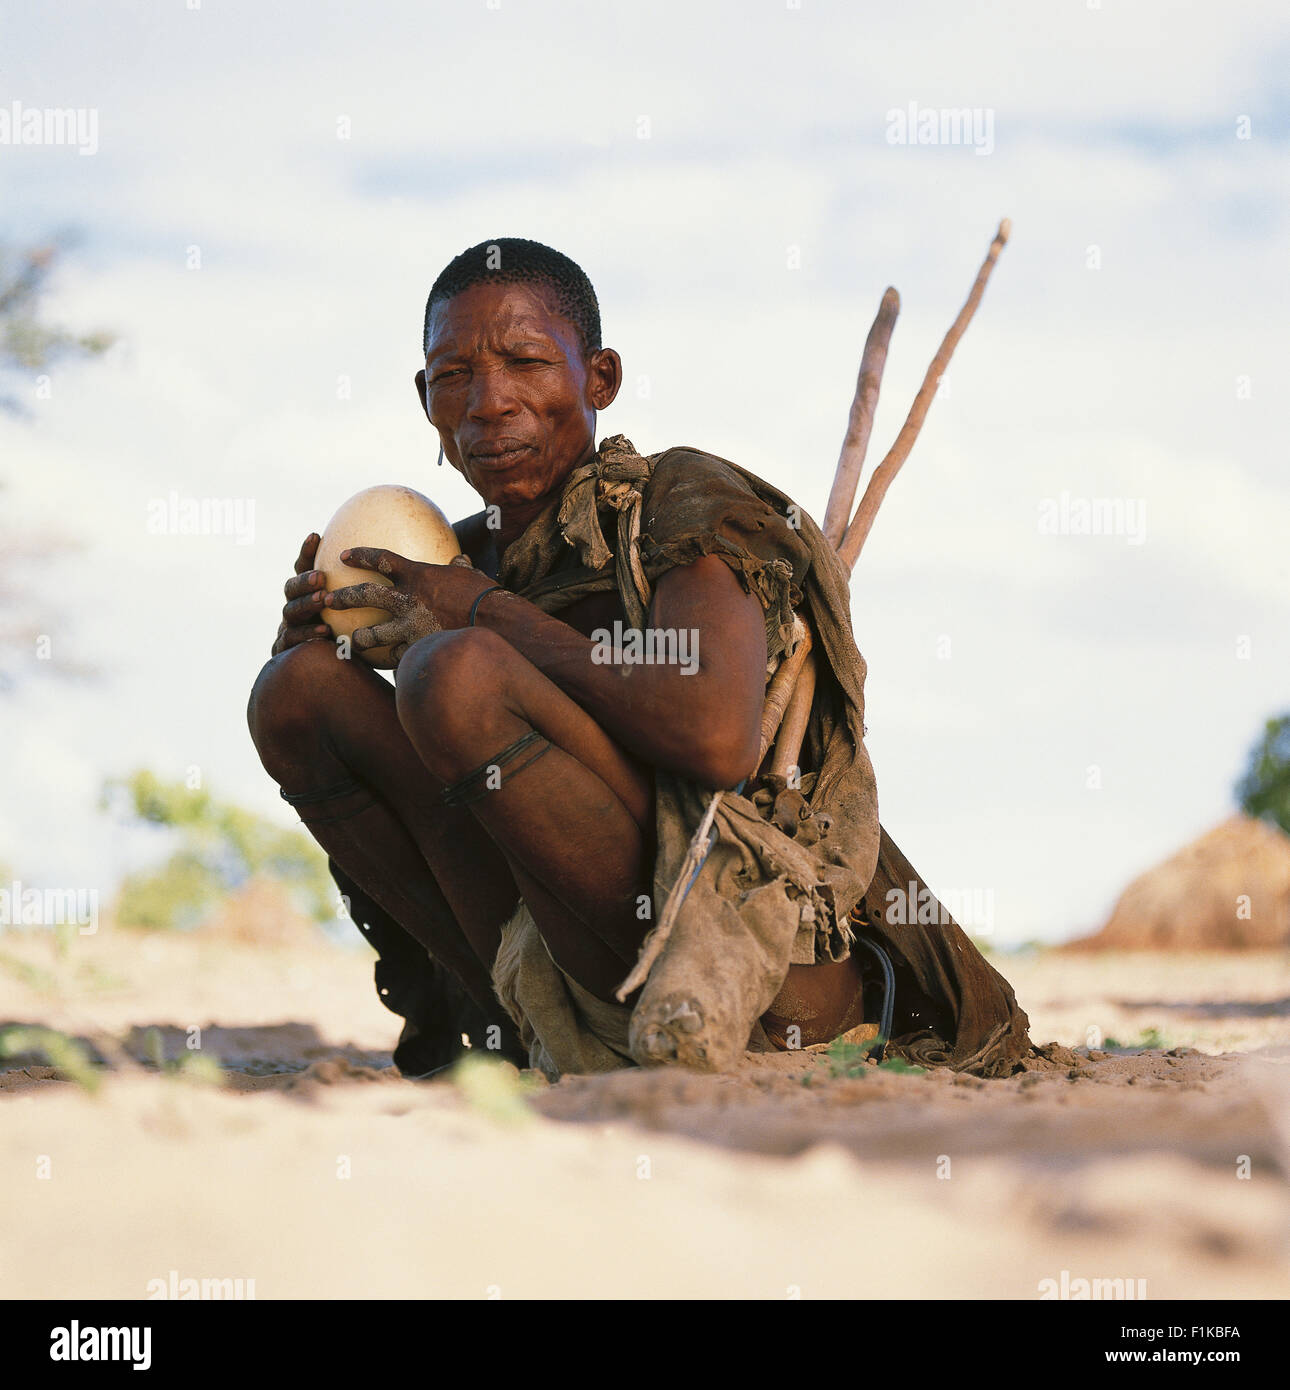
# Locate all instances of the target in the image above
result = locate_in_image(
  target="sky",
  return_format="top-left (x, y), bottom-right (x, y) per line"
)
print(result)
top-left (1, 0), bottom-right (1287, 944)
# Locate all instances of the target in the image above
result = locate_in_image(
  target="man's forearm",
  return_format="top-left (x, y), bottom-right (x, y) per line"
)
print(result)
top-left (470, 589), bottom-right (751, 784)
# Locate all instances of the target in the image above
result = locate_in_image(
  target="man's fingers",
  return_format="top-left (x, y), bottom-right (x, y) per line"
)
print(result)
top-left (293, 533), bottom-right (321, 575)
top-left (325, 581), bottom-right (412, 612)
top-left (282, 590), bottom-right (329, 626)
top-left (284, 568), bottom-right (326, 602)
top-left (273, 534), bottom-right (324, 654)
top-left (352, 618), bottom-right (412, 651)
top-left (341, 546), bottom-right (409, 578)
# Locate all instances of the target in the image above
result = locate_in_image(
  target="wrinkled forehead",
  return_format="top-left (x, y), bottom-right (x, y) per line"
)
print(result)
top-left (425, 281), bottom-right (579, 361)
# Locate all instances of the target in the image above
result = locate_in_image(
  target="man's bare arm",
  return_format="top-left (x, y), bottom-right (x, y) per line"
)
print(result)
top-left (330, 549), bottom-right (768, 789)
top-left (473, 555), bottom-right (767, 788)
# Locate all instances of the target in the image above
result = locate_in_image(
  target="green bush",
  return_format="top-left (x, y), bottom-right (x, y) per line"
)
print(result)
top-left (103, 770), bottom-right (334, 930)
top-left (1236, 713), bottom-right (1290, 836)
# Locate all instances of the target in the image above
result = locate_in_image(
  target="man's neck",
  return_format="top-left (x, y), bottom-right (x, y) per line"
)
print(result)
top-left (494, 493), bottom-right (556, 553)
top-left (493, 440), bottom-right (598, 553)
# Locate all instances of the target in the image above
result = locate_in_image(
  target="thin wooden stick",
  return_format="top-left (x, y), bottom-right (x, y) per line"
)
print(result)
top-left (616, 625), bottom-right (815, 1002)
top-left (768, 651), bottom-right (817, 780)
top-left (616, 788), bottom-right (723, 1001)
top-left (616, 220), bottom-right (1011, 1003)
top-left (837, 219), bottom-right (1010, 572)
top-left (774, 219), bottom-right (1010, 774)
top-left (820, 287), bottom-right (900, 547)
top-left (757, 622), bottom-right (813, 765)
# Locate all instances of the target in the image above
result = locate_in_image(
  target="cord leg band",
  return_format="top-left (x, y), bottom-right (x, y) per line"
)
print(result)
top-left (440, 730), bottom-right (553, 808)
top-left (280, 776), bottom-right (375, 824)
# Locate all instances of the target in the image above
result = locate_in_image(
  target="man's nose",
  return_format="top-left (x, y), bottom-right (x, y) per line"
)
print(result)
top-left (466, 365), bottom-right (520, 420)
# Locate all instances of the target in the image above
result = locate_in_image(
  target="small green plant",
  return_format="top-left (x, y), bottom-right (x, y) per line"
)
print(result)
top-left (874, 1057), bottom-right (926, 1076)
top-left (137, 1027), bottom-right (224, 1086)
top-left (173, 1052), bottom-right (224, 1087)
top-left (1103, 1027), bottom-right (1169, 1052)
top-left (0, 1025), bottom-right (101, 1093)
top-left (824, 1039), bottom-right (872, 1079)
top-left (450, 1053), bottom-right (537, 1124)
top-left (822, 1038), bottom-right (927, 1079)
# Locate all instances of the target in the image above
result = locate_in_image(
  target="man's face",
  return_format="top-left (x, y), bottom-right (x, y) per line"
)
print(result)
top-left (418, 281), bottom-right (621, 510)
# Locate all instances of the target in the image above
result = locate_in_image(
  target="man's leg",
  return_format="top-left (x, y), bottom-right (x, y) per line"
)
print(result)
top-left (393, 625), bottom-right (654, 1004)
top-left (248, 641), bottom-right (523, 1019)
top-left (760, 956), bottom-right (869, 1049)
top-left (250, 630), bottom-right (653, 1009)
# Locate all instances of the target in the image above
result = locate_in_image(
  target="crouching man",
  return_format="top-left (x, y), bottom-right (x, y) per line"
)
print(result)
top-left (248, 237), bottom-right (1032, 1080)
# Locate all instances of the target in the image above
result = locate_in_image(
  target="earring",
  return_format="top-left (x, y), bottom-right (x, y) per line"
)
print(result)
top-left (437, 443), bottom-right (445, 467)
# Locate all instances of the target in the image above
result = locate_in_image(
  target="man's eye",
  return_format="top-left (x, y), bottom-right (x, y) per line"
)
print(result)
top-left (432, 369), bottom-right (465, 383)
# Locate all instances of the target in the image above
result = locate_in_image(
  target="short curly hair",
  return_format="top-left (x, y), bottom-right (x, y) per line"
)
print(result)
top-left (423, 238), bottom-right (602, 358)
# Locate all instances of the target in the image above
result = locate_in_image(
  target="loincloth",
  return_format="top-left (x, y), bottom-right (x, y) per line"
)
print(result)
top-left (492, 899), bottom-right (783, 1080)
top-left (491, 900), bottom-right (635, 1081)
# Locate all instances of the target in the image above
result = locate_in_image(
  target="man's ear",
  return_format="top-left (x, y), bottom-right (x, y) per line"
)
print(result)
top-left (586, 348), bottom-right (622, 411)
top-left (413, 369), bottom-right (432, 422)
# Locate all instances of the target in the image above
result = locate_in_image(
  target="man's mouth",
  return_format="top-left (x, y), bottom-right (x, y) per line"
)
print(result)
top-left (468, 440), bottom-right (536, 468)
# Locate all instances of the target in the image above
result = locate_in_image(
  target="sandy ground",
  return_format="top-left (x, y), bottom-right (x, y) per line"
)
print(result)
top-left (2, 919), bottom-right (1288, 1300)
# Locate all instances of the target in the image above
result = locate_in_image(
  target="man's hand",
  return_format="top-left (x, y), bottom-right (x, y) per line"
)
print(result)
top-left (326, 547), bottom-right (501, 666)
top-left (271, 533), bottom-right (332, 657)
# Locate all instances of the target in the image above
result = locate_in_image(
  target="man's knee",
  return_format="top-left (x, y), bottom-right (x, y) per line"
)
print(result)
top-left (394, 627), bottom-right (513, 769)
top-left (247, 640), bottom-right (354, 761)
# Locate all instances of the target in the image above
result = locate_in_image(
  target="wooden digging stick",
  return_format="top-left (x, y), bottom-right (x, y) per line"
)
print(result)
top-left (836, 218), bottom-right (1011, 573)
top-left (769, 651), bottom-right (817, 780)
top-left (819, 287), bottom-right (901, 547)
top-left (615, 221), bottom-right (1010, 1003)
top-left (774, 220), bottom-right (1011, 778)
top-left (616, 787), bottom-right (723, 999)
top-left (756, 618), bottom-right (812, 764)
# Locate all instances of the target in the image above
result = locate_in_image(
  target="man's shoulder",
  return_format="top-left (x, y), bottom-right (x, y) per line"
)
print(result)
top-left (598, 434), bottom-right (752, 489)
top-left (647, 442), bottom-right (742, 474)
top-left (638, 445), bottom-right (758, 524)
top-left (642, 443), bottom-right (802, 521)
top-left (628, 442), bottom-right (814, 582)
top-left (643, 443), bottom-right (766, 499)
top-left (598, 434), bottom-right (806, 536)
